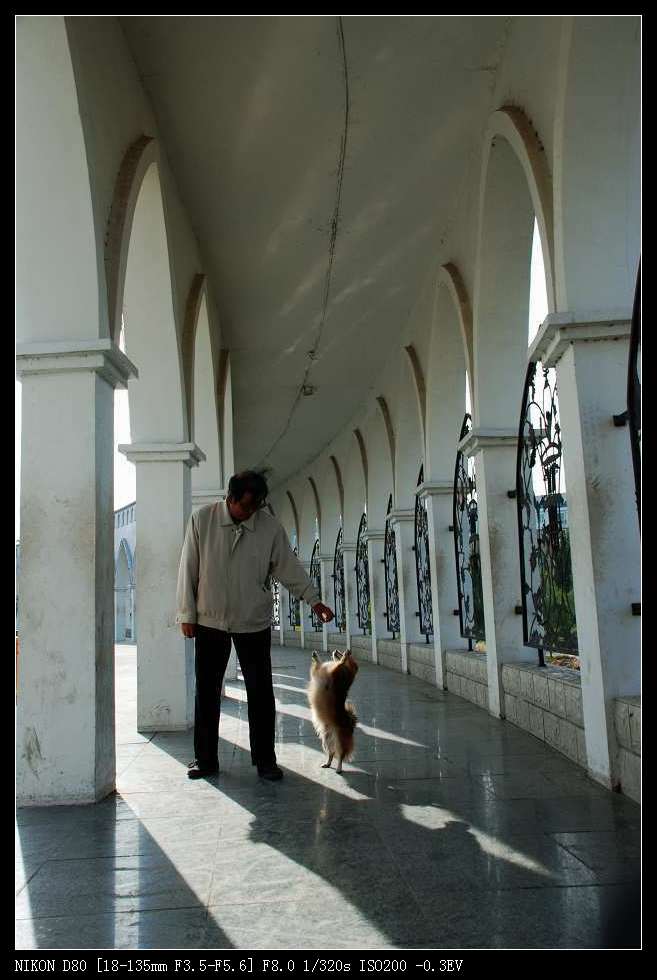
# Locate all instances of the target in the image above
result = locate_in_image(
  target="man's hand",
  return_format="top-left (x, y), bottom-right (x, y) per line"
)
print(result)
top-left (181, 623), bottom-right (196, 639)
top-left (312, 602), bottom-right (334, 624)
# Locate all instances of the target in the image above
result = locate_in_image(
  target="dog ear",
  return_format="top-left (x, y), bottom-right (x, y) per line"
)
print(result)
top-left (332, 650), bottom-right (341, 661)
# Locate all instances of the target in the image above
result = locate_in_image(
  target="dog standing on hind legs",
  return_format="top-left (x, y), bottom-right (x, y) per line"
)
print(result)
top-left (308, 650), bottom-right (359, 774)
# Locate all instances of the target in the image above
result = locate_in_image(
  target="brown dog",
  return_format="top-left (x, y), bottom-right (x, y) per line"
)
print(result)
top-left (308, 650), bottom-right (358, 773)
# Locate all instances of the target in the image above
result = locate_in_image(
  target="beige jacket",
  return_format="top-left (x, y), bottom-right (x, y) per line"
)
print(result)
top-left (175, 501), bottom-right (320, 633)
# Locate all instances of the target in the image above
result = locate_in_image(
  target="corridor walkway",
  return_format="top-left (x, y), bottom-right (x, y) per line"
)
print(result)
top-left (16, 645), bottom-right (640, 950)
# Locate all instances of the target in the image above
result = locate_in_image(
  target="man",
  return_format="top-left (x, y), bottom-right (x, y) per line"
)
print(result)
top-left (176, 470), bottom-right (334, 781)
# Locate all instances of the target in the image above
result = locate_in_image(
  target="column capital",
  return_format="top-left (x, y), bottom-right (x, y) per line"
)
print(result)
top-left (386, 509), bottom-right (415, 526)
top-left (118, 442), bottom-right (206, 467)
top-left (364, 529), bottom-right (385, 542)
top-left (342, 541), bottom-right (358, 553)
top-left (192, 489), bottom-right (226, 507)
top-left (319, 553), bottom-right (334, 563)
top-left (458, 428), bottom-right (517, 458)
top-left (529, 310), bottom-right (632, 369)
top-left (16, 339), bottom-right (138, 389)
top-left (417, 480), bottom-right (453, 499)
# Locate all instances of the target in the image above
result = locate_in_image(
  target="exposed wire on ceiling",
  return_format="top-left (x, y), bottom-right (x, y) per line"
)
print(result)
top-left (258, 16), bottom-right (350, 470)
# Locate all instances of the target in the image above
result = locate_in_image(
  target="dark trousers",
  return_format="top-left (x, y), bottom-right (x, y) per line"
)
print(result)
top-left (194, 625), bottom-right (276, 769)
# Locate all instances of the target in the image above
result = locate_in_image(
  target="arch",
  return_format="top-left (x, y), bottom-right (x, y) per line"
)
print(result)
top-left (186, 278), bottom-right (222, 493)
top-left (181, 272), bottom-right (206, 434)
top-left (116, 154), bottom-right (188, 442)
top-left (553, 17), bottom-right (640, 311)
top-left (329, 456), bottom-right (345, 518)
top-left (343, 430), bottom-right (368, 544)
top-left (285, 490), bottom-right (300, 545)
top-left (473, 106), bottom-right (552, 429)
top-left (353, 428), bottom-right (368, 496)
top-left (217, 349), bottom-right (235, 484)
top-left (105, 135), bottom-right (157, 344)
top-left (311, 457), bottom-right (343, 557)
top-left (115, 538), bottom-right (135, 644)
top-left (402, 344), bottom-right (426, 448)
top-left (426, 265), bottom-right (471, 479)
top-left (393, 354), bottom-right (425, 510)
top-left (17, 17), bottom-right (103, 344)
top-left (115, 537), bottom-right (134, 586)
top-left (437, 263), bottom-right (474, 393)
top-left (364, 402), bottom-right (395, 528)
top-left (299, 478), bottom-right (321, 559)
top-left (375, 396), bottom-right (395, 489)
top-left (480, 107), bottom-right (555, 312)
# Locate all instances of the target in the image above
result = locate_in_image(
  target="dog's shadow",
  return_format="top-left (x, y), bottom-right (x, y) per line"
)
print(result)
top-left (202, 654), bottom-right (643, 947)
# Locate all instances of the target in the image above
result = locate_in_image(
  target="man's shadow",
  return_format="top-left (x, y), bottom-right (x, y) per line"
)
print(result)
top-left (152, 655), bottom-right (641, 948)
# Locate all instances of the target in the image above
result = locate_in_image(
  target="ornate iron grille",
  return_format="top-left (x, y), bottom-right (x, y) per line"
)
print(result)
top-left (453, 413), bottom-right (485, 648)
top-left (628, 263), bottom-right (641, 527)
top-left (384, 495), bottom-right (400, 637)
top-left (288, 547), bottom-right (301, 628)
top-left (332, 526), bottom-right (346, 632)
top-left (516, 362), bottom-right (578, 663)
top-left (414, 465), bottom-right (433, 641)
top-left (355, 512), bottom-right (371, 633)
top-left (271, 579), bottom-right (280, 629)
top-left (309, 538), bottom-right (323, 631)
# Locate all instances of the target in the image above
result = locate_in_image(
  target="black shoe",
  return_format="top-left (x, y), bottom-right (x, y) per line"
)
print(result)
top-left (257, 764), bottom-right (283, 781)
top-left (187, 761), bottom-right (219, 780)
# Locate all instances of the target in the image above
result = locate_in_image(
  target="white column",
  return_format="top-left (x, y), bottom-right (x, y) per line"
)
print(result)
top-left (16, 341), bottom-right (137, 805)
top-left (342, 542), bottom-right (358, 648)
top-left (299, 560), bottom-right (312, 650)
top-left (319, 554), bottom-right (335, 652)
top-left (530, 312), bottom-right (640, 790)
top-left (191, 488), bottom-right (226, 512)
top-left (119, 442), bottom-right (205, 732)
top-left (281, 589), bottom-right (290, 644)
top-left (275, 582), bottom-right (285, 647)
top-left (365, 530), bottom-right (386, 665)
top-left (418, 482), bottom-right (466, 689)
top-left (459, 428), bottom-right (525, 718)
top-left (388, 510), bottom-right (418, 674)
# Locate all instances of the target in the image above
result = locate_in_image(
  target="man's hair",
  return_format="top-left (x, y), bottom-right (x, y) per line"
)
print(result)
top-left (227, 470), bottom-right (269, 506)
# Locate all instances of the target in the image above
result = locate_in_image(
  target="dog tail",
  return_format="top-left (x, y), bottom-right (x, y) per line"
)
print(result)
top-left (338, 703), bottom-right (358, 761)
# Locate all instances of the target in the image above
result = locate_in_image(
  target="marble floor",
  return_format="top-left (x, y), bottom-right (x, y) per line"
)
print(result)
top-left (16, 644), bottom-right (641, 950)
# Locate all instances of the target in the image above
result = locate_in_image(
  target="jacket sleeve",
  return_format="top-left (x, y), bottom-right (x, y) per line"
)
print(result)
top-left (175, 512), bottom-right (200, 624)
top-left (270, 525), bottom-right (321, 606)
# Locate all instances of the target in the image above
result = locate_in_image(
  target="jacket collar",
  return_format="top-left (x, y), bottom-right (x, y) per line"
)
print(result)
top-left (217, 499), bottom-right (256, 531)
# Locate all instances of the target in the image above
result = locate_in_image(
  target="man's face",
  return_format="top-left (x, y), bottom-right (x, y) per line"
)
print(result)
top-left (227, 492), bottom-right (261, 523)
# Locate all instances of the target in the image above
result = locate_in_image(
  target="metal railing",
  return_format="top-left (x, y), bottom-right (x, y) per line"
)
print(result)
top-left (414, 465), bottom-right (433, 642)
top-left (355, 512), bottom-right (371, 634)
top-left (452, 414), bottom-right (485, 649)
top-left (516, 362), bottom-right (578, 664)
top-left (332, 526), bottom-right (346, 632)
top-left (384, 494), bottom-right (400, 637)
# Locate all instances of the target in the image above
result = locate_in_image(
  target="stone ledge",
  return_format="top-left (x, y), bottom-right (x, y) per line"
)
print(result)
top-left (614, 696), bottom-right (641, 756)
top-left (409, 661), bottom-right (437, 685)
top-left (446, 649), bottom-right (488, 685)
top-left (447, 671), bottom-right (489, 709)
top-left (408, 642), bottom-right (435, 666)
top-left (618, 747), bottom-right (641, 803)
top-left (502, 662), bottom-right (582, 723)
top-left (349, 634), bottom-right (372, 650)
top-left (377, 639), bottom-right (402, 655)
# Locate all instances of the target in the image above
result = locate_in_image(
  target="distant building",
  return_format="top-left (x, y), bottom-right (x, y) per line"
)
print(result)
top-left (114, 503), bottom-right (136, 643)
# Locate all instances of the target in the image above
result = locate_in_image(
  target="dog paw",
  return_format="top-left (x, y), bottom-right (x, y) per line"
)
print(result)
top-left (321, 763), bottom-right (332, 769)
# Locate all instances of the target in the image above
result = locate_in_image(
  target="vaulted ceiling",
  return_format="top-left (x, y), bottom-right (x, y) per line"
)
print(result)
top-left (120, 16), bottom-right (509, 487)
